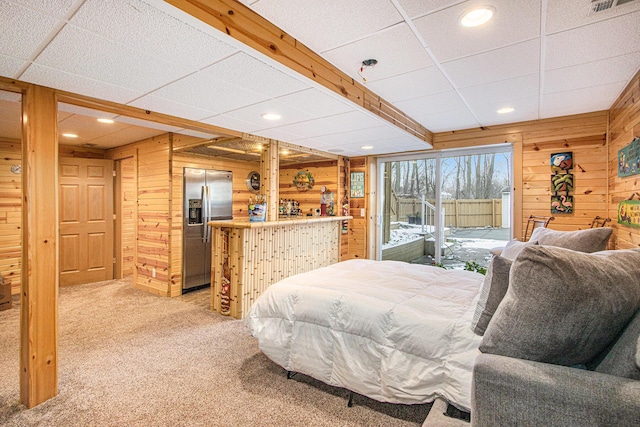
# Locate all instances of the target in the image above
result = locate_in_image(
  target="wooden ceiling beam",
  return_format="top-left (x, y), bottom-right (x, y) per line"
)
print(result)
top-left (165, 0), bottom-right (433, 145)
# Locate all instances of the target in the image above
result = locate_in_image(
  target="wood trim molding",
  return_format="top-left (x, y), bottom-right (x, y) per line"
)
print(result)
top-left (165, 0), bottom-right (433, 145)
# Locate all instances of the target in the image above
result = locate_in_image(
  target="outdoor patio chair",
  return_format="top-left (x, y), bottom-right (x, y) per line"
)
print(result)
top-left (523, 214), bottom-right (555, 241)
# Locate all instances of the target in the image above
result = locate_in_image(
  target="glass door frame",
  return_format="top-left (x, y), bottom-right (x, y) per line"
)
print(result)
top-left (374, 143), bottom-right (514, 262)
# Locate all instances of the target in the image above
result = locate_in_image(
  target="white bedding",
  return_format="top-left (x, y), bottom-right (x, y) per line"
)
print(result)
top-left (245, 259), bottom-right (484, 410)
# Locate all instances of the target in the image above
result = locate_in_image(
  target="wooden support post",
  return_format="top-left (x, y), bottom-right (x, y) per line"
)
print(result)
top-left (20, 85), bottom-right (59, 407)
top-left (261, 140), bottom-right (279, 221)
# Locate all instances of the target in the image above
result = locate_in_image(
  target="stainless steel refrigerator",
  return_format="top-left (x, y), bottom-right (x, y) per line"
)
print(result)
top-left (182, 168), bottom-right (233, 292)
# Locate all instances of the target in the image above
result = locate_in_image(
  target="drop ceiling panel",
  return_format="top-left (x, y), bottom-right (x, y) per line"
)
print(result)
top-left (70, 0), bottom-right (237, 71)
top-left (442, 39), bottom-right (540, 88)
top-left (202, 114), bottom-right (262, 134)
top-left (225, 99), bottom-right (314, 131)
top-left (546, 0), bottom-right (640, 34)
top-left (460, 73), bottom-right (539, 109)
top-left (545, 11), bottom-right (640, 70)
top-left (274, 88), bottom-right (354, 118)
top-left (34, 25), bottom-right (190, 93)
top-left (0, 55), bottom-right (26, 78)
top-left (541, 81), bottom-right (627, 118)
top-left (367, 66), bottom-right (453, 103)
top-left (248, 0), bottom-right (403, 52)
top-left (395, 0), bottom-right (466, 19)
top-left (394, 90), bottom-right (468, 118)
top-left (204, 52), bottom-right (308, 99)
top-left (544, 52), bottom-right (640, 94)
top-left (472, 96), bottom-right (539, 125)
top-left (145, 65), bottom-right (270, 114)
top-left (322, 23), bottom-right (434, 83)
top-left (414, 108), bottom-right (480, 133)
top-left (272, 110), bottom-right (387, 138)
top-left (253, 127), bottom-right (306, 142)
top-left (21, 64), bottom-right (143, 104)
top-left (413, 0), bottom-right (541, 63)
top-left (128, 94), bottom-right (215, 121)
top-left (113, 115), bottom-right (185, 133)
top-left (0, 1), bottom-right (61, 60)
top-left (13, 0), bottom-right (76, 17)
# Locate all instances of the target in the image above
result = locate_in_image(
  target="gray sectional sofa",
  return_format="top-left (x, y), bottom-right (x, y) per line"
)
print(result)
top-left (423, 227), bottom-right (640, 427)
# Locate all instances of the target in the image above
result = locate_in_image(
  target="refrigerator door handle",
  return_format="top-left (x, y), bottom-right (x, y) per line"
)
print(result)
top-left (203, 185), bottom-right (211, 243)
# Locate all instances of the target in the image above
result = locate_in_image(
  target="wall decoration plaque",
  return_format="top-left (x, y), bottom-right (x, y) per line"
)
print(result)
top-left (617, 137), bottom-right (640, 178)
top-left (350, 172), bottom-right (365, 198)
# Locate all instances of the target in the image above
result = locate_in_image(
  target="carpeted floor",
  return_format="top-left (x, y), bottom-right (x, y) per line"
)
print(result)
top-left (0, 279), bottom-right (430, 426)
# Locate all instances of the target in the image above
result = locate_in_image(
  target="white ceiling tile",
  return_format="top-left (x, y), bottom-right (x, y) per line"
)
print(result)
top-left (270, 110), bottom-right (383, 138)
top-left (0, 90), bottom-right (21, 103)
top-left (248, 0), bottom-right (403, 52)
top-left (172, 129), bottom-right (221, 139)
top-left (128, 94), bottom-right (215, 121)
top-left (70, 0), bottom-right (237, 71)
top-left (442, 39), bottom-right (540, 88)
top-left (367, 66), bottom-right (453, 102)
top-left (58, 103), bottom-right (117, 120)
top-left (201, 114), bottom-right (260, 133)
top-left (413, 0), bottom-right (541, 62)
top-left (13, 0), bottom-right (76, 17)
top-left (544, 52), bottom-right (640, 95)
top-left (542, 81), bottom-right (627, 118)
top-left (225, 99), bottom-right (314, 131)
top-left (394, 90), bottom-right (467, 117)
top-left (322, 23), bottom-right (433, 83)
top-left (545, 11), bottom-right (640, 70)
top-left (34, 25), bottom-right (190, 92)
top-left (252, 127), bottom-right (306, 142)
top-left (148, 65), bottom-right (269, 114)
top-left (0, 1), bottom-right (61, 61)
top-left (472, 96), bottom-right (539, 125)
top-left (414, 108), bottom-right (480, 132)
top-left (275, 88), bottom-right (354, 118)
top-left (546, 0), bottom-right (640, 34)
top-left (112, 115), bottom-right (184, 133)
top-left (460, 73), bottom-right (539, 108)
top-left (21, 64), bottom-right (143, 104)
top-left (395, 0), bottom-right (466, 19)
top-left (203, 52), bottom-right (308, 98)
top-left (0, 54), bottom-right (26, 78)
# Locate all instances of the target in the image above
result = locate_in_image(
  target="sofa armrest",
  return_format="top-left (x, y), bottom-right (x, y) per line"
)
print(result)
top-left (472, 354), bottom-right (640, 427)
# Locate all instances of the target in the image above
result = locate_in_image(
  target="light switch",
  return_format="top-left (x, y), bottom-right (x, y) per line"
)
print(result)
top-left (360, 208), bottom-right (365, 217)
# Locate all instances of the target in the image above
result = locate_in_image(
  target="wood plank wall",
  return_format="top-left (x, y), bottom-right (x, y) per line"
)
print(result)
top-left (433, 111), bottom-right (609, 238)
top-left (119, 156), bottom-right (136, 276)
top-left (609, 70), bottom-right (640, 249)
top-left (0, 139), bottom-right (22, 294)
top-left (170, 151), bottom-right (260, 296)
top-left (346, 156), bottom-right (368, 259)
top-left (279, 160), bottom-right (339, 216)
top-left (0, 141), bottom-right (109, 295)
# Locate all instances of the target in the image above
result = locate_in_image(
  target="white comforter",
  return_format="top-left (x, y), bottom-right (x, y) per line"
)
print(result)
top-left (245, 259), bottom-right (484, 410)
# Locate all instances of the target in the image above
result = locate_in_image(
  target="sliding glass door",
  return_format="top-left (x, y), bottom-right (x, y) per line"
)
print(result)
top-left (379, 145), bottom-right (512, 269)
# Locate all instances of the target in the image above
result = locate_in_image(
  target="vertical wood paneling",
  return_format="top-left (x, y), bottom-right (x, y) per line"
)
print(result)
top-left (120, 156), bottom-right (136, 276)
top-left (279, 160), bottom-right (339, 215)
top-left (609, 70), bottom-right (640, 250)
top-left (0, 139), bottom-right (22, 294)
top-left (347, 157), bottom-right (368, 259)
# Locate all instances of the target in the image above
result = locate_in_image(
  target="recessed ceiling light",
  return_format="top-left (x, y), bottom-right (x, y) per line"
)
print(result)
top-left (497, 107), bottom-right (515, 114)
top-left (97, 118), bottom-right (114, 124)
top-left (262, 113), bottom-right (281, 121)
top-left (361, 145), bottom-right (374, 150)
top-left (460, 7), bottom-right (495, 27)
top-left (62, 133), bottom-right (78, 138)
top-left (280, 149), bottom-right (290, 155)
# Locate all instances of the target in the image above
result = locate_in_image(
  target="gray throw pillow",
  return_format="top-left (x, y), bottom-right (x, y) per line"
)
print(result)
top-left (480, 246), bottom-right (640, 366)
top-left (500, 239), bottom-right (537, 260)
top-left (471, 256), bottom-right (512, 336)
top-left (529, 227), bottom-right (612, 252)
top-left (595, 308), bottom-right (640, 380)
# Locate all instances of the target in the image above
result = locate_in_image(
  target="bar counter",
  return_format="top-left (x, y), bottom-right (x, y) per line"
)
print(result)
top-left (208, 215), bottom-right (352, 318)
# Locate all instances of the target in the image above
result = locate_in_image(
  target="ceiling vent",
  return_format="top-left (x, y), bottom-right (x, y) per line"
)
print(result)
top-left (588, 0), bottom-right (640, 15)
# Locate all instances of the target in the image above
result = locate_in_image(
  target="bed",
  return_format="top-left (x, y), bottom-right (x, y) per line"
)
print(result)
top-left (245, 259), bottom-right (484, 411)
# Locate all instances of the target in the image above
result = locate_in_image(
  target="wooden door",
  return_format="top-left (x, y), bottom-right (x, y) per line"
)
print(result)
top-left (59, 158), bottom-right (114, 286)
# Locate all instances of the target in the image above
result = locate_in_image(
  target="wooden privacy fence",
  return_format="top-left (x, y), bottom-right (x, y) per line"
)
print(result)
top-left (394, 197), bottom-right (503, 228)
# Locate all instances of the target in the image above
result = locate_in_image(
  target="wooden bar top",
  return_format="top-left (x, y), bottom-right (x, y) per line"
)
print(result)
top-left (209, 215), bottom-right (352, 229)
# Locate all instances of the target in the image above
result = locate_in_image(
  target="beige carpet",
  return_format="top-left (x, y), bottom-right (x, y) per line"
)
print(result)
top-left (0, 279), bottom-right (430, 426)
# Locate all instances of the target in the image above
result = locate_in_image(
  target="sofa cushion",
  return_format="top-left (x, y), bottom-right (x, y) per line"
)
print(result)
top-left (595, 308), bottom-right (640, 380)
top-left (480, 246), bottom-right (640, 366)
top-left (637, 337), bottom-right (640, 369)
top-left (529, 227), bottom-right (611, 252)
top-left (470, 256), bottom-right (512, 336)
top-left (499, 239), bottom-right (537, 260)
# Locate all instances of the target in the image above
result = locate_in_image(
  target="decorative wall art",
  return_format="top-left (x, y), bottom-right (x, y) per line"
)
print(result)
top-left (618, 193), bottom-right (640, 228)
top-left (618, 137), bottom-right (640, 178)
top-left (293, 171), bottom-right (314, 191)
top-left (350, 172), bottom-right (365, 198)
top-left (550, 152), bottom-right (574, 214)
